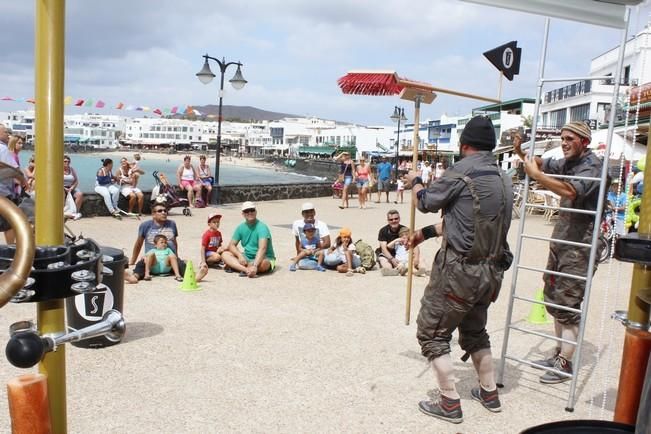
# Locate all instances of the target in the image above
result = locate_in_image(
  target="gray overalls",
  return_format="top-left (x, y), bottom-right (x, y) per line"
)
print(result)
top-left (417, 169), bottom-right (511, 361)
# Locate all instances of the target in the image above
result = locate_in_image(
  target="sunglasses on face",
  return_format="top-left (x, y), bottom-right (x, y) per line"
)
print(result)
top-left (243, 209), bottom-right (256, 214)
top-left (388, 217), bottom-right (400, 222)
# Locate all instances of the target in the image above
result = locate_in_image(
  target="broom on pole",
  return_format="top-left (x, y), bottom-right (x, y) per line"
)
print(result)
top-left (336, 70), bottom-right (501, 324)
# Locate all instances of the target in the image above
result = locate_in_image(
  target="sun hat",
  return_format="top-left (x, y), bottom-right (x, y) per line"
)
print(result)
top-left (241, 201), bottom-right (256, 211)
top-left (561, 121), bottom-right (592, 142)
top-left (207, 212), bottom-right (222, 223)
top-left (301, 202), bottom-right (315, 212)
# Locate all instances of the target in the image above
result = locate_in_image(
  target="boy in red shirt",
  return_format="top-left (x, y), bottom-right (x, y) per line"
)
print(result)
top-left (197, 212), bottom-right (225, 281)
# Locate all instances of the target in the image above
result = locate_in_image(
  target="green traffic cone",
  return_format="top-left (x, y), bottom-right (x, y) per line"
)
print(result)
top-left (527, 289), bottom-right (552, 324)
top-left (180, 260), bottom-right (201, 292)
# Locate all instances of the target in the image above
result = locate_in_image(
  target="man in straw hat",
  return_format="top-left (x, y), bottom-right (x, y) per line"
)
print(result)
top-left (513, 120), bottom-right (604, 384)
top-left (406, 116), bottom-right (513, 423)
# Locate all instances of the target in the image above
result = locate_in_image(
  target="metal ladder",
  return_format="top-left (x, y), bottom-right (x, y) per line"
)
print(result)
top-left (496, 12), bottom-right (631, 412)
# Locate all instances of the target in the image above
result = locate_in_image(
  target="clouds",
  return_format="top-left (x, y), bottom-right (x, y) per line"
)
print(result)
top-left (0, 1), bottom-right (649, 125)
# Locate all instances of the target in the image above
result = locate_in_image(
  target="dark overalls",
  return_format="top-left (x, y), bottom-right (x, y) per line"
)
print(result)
top-left (417, 166), bottom-right (511, 361)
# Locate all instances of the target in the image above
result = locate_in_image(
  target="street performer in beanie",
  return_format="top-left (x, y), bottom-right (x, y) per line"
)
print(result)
top-left (405, 115), bottom-right (513, 424)
top-left (513, 121), bottom-right (604, 384)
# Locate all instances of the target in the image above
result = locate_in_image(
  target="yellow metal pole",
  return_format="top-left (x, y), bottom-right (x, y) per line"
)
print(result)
top-left (613, 134), bottom-right (651, 424)
top-left (35, 1), bottom-right (67, 432)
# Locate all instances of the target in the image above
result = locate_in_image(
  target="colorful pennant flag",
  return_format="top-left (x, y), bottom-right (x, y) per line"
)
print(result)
top-left (64, 96), bottom-right (73, 105)
top-left (1, 96), bottom-right (14, 101)
top-left (115, 102), bottom-right (124, 109)
top-left (74, 99), bottom-right (84, 106)
top-left (171, 106), bottom-right (178, 114)
top-left (84, 99), bottom-right (94, 107)
top-left (95, 100), bottom-right (105, 108)
top-left (26, 98), bottom-right (35, 104)
top-left (153, 108), bottom-right (162, 116)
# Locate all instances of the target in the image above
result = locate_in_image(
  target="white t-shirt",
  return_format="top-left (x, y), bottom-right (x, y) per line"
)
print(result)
top-left (292, 219), bottom-right (330, 248)
top-left (334, 243), bottom-right (356, 262)
top-left (394, 241), bottom-right (408, 263)
top-left (421, 166), bottom-right (432, 183)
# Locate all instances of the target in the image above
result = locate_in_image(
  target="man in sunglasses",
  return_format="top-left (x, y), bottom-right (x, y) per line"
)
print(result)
top-left (125, 201), bottom-right (185, 283)
top-left (222, 201), bottom-right (276, 277)
top-left (376, 209), bottom-right (423, 276)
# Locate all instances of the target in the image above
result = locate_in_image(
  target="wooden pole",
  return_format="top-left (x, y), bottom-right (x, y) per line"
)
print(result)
top-left (405, 95), bottom-right (422, 325)
top-left (498, 71), bottom-right (504, 101)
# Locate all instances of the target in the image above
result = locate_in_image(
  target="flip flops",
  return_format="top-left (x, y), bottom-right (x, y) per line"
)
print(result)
top-left (143, 275), bottom-right (152, 281)
top-left (174, 276), bottom-right (183, 282)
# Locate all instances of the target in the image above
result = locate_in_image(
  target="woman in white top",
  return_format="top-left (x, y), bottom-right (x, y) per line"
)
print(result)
top-left (197, 154), bottom-right (213, 203)
top-left (176, 155), bottom-right (202, 207)
top-left (63, 155), bottom-right (83, 219)
top-left (116, 157), bottom-right (144, 215)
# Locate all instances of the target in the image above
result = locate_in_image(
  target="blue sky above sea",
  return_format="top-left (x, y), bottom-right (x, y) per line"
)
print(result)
top-left (2, 1), bottom-right (651, 126)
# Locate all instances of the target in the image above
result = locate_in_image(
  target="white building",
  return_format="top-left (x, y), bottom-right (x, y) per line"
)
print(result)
top-left (540, 25), bottom-right (651, 129)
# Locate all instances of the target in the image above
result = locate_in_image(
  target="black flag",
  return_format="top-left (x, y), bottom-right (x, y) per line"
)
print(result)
top-left (483, 41), bottom-right (521, 81)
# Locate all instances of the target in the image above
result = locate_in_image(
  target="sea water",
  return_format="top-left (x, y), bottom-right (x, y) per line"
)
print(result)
top-left (20, 152), bottom-right (321, 192)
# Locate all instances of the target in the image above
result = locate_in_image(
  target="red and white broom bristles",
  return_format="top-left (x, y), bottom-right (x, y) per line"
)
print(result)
top-left (337, 70), bottom-right (499, 103)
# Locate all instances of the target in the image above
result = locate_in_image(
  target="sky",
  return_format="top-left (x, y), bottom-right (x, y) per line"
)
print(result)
top-left (1, 0), bottom-right (651, 126)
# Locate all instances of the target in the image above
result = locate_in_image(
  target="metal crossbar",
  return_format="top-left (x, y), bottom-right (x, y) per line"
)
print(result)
top-left (508, 324), bottom-right (578, 345)
top-left (516, 264), bottom-right (587, 281)
top-left (513, 295), bottom-right (583, 314)
top-left (496, 10), bottom-right (630, 412)
top-left (521, 233), bottom-right (592, 249)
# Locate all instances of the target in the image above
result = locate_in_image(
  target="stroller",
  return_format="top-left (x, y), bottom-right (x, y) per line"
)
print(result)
top-left (151, 171), bottom-right (192, 216)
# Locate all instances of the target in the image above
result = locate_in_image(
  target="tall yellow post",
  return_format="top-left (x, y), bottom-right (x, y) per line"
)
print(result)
top-left (614, 134), bottom-right (651, 425)
top-left (34, 1), bottom-right (67, 432)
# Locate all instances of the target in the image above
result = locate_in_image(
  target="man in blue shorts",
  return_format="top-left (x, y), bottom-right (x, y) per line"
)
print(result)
top-left (376, 156), bottom-right (393, 203)
top-left (222, 201), bottom-right (276, 277)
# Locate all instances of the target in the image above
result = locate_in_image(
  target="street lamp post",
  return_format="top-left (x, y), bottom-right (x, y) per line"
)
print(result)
top-left (390, 106), bottom-right (407, 178)
top-left (196, 54), bottom-right (247, 191)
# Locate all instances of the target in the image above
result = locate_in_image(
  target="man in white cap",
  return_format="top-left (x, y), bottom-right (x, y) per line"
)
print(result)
top-left (514, 120), bottom-right (604, 384)
top-left (291, 202), bottom-right (331, 270)
top-left (222, 201), bottom-right (276, 277)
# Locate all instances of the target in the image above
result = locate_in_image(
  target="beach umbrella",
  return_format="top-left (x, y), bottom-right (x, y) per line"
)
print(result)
top-left (588, 129), bottom-right (646, 160)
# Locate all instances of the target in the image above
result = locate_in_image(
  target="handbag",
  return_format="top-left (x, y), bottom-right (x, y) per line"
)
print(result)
top-left (64, 191), bottom-right (77, 215)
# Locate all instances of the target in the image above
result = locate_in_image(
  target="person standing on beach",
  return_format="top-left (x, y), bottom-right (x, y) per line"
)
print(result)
top-left (512, 121), bottom-right (603, 384)
top-left (355, 156), bottom-right (372, 209)
top-left (291, 202), bottom-right (331, 270)
top-left (405, 116), bottom-right (512, 424)
top-left (222, 201), bottom-right (276, 278)
top-left (376, 156), bottom-right (392, 203)
top-left (334, 151), bottom-right (355, 209)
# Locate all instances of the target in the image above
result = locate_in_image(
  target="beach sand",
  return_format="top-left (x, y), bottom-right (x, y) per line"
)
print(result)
top-left (0, 193), bottom-right (632, 433)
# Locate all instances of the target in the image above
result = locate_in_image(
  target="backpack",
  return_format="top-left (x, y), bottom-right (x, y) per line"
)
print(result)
top-left (354, 239), bottom-right (376, 270)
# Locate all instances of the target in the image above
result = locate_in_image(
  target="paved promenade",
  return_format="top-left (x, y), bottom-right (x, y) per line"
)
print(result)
top-left (0, 193), bottom-right (633, 433)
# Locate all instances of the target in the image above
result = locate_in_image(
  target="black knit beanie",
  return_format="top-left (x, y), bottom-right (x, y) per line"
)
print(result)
top-left (460, 116), bottom-right (496, 151)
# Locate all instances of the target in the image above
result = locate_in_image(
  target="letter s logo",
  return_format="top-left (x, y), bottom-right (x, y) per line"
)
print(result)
top-left (90, 296), bottom-right (99, 314)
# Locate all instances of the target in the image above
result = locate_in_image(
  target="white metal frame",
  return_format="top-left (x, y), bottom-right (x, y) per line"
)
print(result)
top-left (494, 9), bottom-right (631, 411)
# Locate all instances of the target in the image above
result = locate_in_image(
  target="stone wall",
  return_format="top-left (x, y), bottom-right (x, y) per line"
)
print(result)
top-left (80, 182), bottom-right (333, 216)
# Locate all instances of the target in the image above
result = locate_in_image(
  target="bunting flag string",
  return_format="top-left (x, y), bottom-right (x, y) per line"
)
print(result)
top-left (0, 95), bottom-right (207, 117)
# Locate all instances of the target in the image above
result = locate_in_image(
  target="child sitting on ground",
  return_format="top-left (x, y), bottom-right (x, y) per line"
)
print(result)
top-left (289, 223), bottom-right (325, 272)
top-left (197, 212), bottom-right (225, 281)
top-left (324, 227), bottom-right (365, 275)
top-left (144, 234), bottom-right (183, 281)
top-left (386, 226), bottom-right (428, 276)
